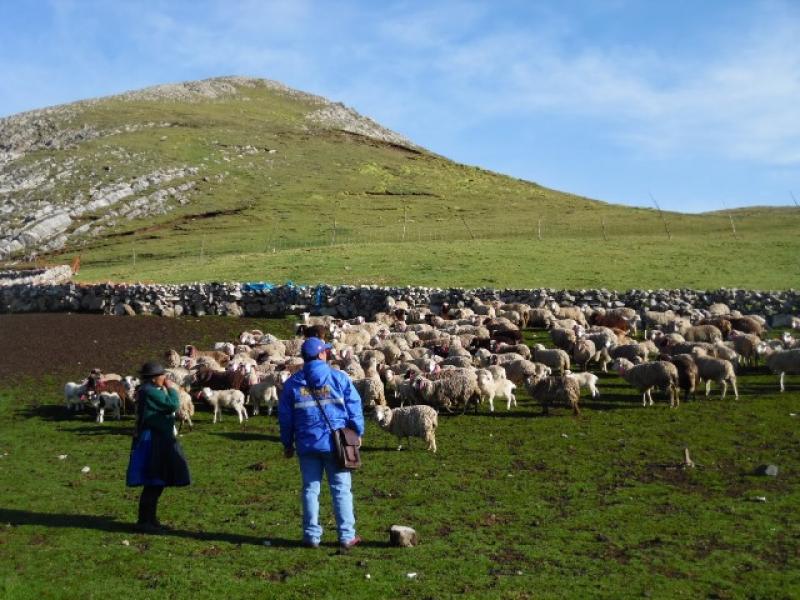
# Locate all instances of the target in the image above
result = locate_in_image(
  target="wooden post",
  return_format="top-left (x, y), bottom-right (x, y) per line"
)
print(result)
top-left (649, 192), bottom-right (672, 241)
top-left (601, 218), bottom-right (608, 242)
top-left (791, 191), bottom-right (799, 208)
top-left (537, 218), bottom-right (542, 241)
top-left (201, 235), bottom-right (205, 259)
top-left (728, 214), bottom-right (738, 238)
top-left (331, 202), bottom-right (338, 246)
top-left (132, 248), bottom-right (136, 267)
top-left (460, 215), bottom-right (475, 240)
top-left (402, 204), bottom-right (408, 242)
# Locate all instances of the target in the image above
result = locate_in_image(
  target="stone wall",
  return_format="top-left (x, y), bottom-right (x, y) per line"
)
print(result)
top-left (1, 267), bottom-right (798, 320)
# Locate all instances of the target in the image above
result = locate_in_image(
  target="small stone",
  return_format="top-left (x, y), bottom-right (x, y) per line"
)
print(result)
top-left (752, 496), bottom-right (767, 503)
top-left (81, 466), bottom-right (90, 473)
top-left (754, 464), bottom-right (779, 477)
top-left (58, 454), bottom-right (68, 460)
top-left (389, 525), bottom-right (420, 547)
top-left (406, 572), bottom-right (417, 579)
top-left (262, 540), bottom-right (271, 546)
top-left (121, 539), bottom-right (130, 546)
top-left (365, 574), bottom-right (371, 580)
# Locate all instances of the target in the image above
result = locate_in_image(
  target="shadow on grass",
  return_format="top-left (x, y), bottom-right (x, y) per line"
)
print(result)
top-left (65, 424), bottom-right (135, 436)
top-left (0, 508), bottom-right (391, 549)
top-left (17, 404), bottom-right (86, 422)
top-left (211, 432), bottom-right (282, 443)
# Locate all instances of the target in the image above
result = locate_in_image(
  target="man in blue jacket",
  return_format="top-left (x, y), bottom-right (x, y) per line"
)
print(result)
top-left (279, 337), bottom-right (365, 549)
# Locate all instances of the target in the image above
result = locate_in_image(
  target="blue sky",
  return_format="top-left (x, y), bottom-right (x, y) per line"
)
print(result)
top-left (1, 0), bottom-right (798, 213)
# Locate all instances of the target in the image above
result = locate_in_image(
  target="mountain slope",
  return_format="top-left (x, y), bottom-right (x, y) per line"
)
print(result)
top-left (1, 76), bottom-right (798, 288)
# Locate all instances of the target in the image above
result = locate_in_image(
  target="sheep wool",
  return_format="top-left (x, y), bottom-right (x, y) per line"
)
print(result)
top-left (374, 405), bottom-right (438, 452)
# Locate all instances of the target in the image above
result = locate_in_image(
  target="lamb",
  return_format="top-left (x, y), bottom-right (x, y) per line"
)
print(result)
top-left (764, 348), bottom-right (800, 392)
top-left (91, 391), bottom-right (122, 423)
top-left (249, 371), bottom-right (290, 416)
top-left (564, 370), bottom-right (599, 398)
top-left (374, 405), bottom-right (438, 452)
top-left (198, 387), bottom-right (248, 423)
top-left (612, 358), bottom-right (680, 408)
top-left (532, 344), bottom-right (570, 374)
top-left (176, 387), bottom-right (195, 432)
top-left (64, 380), bottom-right (89, 411)
top-left (476, 369), bottom-right (517, 411)
top-left (87, 378), bottom-right (132, 415)
top-left (690, 353), bottom-right (739, 400)
top-left (524, 375), bottom-right (581, 416)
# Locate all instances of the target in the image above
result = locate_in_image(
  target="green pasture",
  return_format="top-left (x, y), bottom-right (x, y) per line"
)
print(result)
top-left (1, 318), bottom-right (798, 599)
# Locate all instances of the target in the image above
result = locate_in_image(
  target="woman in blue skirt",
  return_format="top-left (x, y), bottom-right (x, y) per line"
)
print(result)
top-left (126, 361), bottom-right (191, 533)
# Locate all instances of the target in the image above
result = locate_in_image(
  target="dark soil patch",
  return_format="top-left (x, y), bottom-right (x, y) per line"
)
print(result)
top-left (0, 313), bottom-right (294, 383)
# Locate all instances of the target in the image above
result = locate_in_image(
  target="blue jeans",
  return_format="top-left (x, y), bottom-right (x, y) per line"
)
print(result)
top-left (298, 452), bottom-right (356, 544)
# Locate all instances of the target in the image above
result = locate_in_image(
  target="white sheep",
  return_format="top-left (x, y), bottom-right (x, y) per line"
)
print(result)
top-left (764, 348), bottom-right (800, 392)
top-left (199, 387), bottom-right (248, 423)
top-left (524, 374), bottom-right (581, 416)
top-left (374, 404), bottom-right (438, 452)
top-left (476, 369), bottom-right (517, 411)
top-left (692, 354), bottom-right (739, 400)
top-left (414, 370), bottom-right (480, 413)
top-left (532, 344), bottom-right (570, 374)
top-left (613, 358), bottom-right (680, 408)
top-left (64, 380), bottom-right (89, 411)
top-left (353, 377), bottom-right (387, 408)
top-left (176, 388), bottom-right (195, 432)
top-left (249, 371), bottom-right (290, 415)
top-left (564, 370), bottom-right (600, 398)
top-left (91, 391), bottom-right (122, 423)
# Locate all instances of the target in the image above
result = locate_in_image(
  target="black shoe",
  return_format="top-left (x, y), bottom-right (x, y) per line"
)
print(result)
top-left (135, 521), bottom-right (163, 535)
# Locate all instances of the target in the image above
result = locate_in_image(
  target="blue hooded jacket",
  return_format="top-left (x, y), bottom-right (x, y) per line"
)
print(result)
top-left (278, 359), bottom-right (364, 455)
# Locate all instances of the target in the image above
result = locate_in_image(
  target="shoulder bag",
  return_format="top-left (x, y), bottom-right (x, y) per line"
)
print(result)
top-left (312, 391), bottom-right (361, 470)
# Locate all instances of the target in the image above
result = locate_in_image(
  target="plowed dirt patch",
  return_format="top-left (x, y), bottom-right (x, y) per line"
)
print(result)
top-left (0, 313), bottom-right (291, 382)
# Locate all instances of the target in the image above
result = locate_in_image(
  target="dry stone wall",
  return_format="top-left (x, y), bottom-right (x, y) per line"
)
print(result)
top-left (1, 267), bottom-right (799, 321)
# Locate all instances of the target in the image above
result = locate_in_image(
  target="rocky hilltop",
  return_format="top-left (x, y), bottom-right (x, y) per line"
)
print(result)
top-left (0, 76), bottom-right (415, 260)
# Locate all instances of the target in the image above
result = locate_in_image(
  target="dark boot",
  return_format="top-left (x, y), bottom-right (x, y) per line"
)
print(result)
top-left (136, 486), bottom-right (164, 533)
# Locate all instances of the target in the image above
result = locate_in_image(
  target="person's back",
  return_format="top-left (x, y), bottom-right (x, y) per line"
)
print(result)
top-left (278, 338), bottom-right (364, 549)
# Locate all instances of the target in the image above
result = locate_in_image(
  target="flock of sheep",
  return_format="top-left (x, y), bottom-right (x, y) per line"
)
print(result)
top-left (63, 300), bottom-right (800, 453)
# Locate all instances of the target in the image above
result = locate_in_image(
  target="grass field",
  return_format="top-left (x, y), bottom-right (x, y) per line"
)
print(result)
top-left (1, 316), bottom-right (798, 599)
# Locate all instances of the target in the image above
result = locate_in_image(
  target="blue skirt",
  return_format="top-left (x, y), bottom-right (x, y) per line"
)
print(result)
top-left (126, 429), bottom-right (191, 487)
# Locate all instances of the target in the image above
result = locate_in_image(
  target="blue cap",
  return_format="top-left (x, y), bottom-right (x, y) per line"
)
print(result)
top-left (301, 337), bottom-right (332, 360)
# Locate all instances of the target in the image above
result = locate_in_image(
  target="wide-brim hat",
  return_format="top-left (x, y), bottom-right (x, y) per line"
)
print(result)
top-left (139, 361), bottom-right (166, 378)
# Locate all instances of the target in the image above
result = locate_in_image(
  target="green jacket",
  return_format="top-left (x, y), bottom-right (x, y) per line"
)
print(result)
top-left (139, 382), bottom-right (180, 438)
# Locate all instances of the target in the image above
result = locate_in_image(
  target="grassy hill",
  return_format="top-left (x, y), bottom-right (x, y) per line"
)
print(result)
top-left (2, 76), bottom-right (799, 289)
